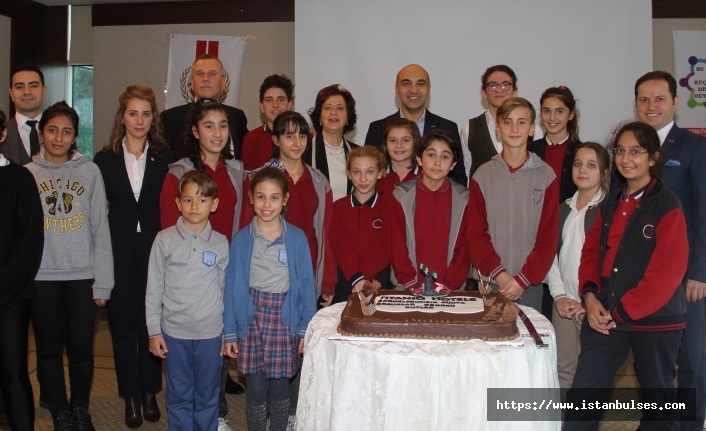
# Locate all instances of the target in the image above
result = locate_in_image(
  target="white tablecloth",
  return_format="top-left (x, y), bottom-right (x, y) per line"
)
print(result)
top-left (296, 303), bottom-right (560, 431)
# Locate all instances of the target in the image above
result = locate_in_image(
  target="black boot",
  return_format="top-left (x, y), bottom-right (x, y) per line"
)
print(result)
top-left (141, 392), bottom-right (160, 423)
top-left (40, 392), bottom-right (50, 409)
top-left (225, 375), bottom-right (245, 394)
top-left (70, 402), bottom-right (95, 431)
top-left (124, 397), bottom-right (142, 429)
top-left (51, 407), bottom-right (75, 431)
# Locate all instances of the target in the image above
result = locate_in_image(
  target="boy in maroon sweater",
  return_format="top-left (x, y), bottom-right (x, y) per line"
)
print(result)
top-left (240, 75), bottom-right (294, 170)
top-left (388, 130), bottom-right (470, 290)
top-left (467, 97), bottom-right (558, 311)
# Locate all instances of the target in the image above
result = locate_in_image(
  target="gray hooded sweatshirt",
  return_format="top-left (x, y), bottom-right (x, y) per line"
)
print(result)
top-left (25, 149), bottom-right (114, 299)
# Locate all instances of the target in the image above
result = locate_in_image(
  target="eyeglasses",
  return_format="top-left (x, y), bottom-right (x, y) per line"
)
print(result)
top-left (610, 148), bottom-right (649, 157)
top-left (486, 82), bottom-right (513, 92)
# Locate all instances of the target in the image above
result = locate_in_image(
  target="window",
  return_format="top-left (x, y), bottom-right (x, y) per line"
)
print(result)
top-left (71, 65), bottom-right (93, 157)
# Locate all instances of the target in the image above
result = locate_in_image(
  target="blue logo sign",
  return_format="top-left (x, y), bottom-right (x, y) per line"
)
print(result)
top-left (278, 249), bottom-right (288, 265)
top-left (202, 251), bottom-right (217, 267)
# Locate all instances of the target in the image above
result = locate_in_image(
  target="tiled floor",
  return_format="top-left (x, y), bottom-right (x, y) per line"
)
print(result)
top-left (23, 309), bottom-right (689, 430)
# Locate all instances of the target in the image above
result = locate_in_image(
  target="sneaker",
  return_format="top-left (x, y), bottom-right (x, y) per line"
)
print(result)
top-left (53, 408), bottom-right (75, 431)
top-left (218, 417), bottom-right (233, 431)
top-left (70, 402), bottom-right (95, 431)
top-left (287, 414), bottom-right (296, 431)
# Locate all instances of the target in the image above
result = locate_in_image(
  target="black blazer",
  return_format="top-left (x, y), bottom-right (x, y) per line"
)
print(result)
top-left (0, 118), bottom-right (32, 165)
top-left (303, 133), bottom-right (358, 194)
top-left (364, 110), bottom-right (467, 186)
top-left (160, 103), bottom-right (248, 159)
top-left (528, 135), bottom-right (581, 203)
top-left (94, 147), bottom-right (173, 266)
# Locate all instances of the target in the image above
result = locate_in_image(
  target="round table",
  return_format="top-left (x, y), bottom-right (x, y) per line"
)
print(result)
top-left (296, 302), bottom-right (560, 431)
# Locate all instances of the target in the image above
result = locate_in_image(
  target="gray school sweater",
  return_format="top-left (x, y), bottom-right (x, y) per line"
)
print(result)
top-left (26, 150), bottom-right (114, 299)
top-left (145, 217), bottom-right (229, 340)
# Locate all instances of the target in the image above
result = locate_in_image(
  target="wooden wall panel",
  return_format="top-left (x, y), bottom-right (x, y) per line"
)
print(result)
top-left (92, 0), bottom-right (294, 26)
top-left (653, 0), bottom-right (706, 18)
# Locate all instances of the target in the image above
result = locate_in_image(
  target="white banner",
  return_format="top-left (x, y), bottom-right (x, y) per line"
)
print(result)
top-left (166, 34), bottom-right (246, 109)
top-left (673, 30), bottom-right (706, 136)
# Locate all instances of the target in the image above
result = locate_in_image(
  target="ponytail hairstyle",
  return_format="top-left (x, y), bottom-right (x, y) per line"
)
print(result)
top-left (379, 117), bottom-right (421, 169)
top-left (39, 101), bottom-right (79, 154)
top-left (540, 86), bottom-right (579, 141)
top-left (270, 111), bottom-right (310, 160)
top-left (105, 85), bottom-right (169, 157)
top-left (174, 99), bottom-right (232, 169)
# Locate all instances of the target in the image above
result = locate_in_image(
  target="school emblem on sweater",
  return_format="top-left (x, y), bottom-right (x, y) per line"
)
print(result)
top-left (278, 249), bottom-right (288, 265)
top-left (643, 224), bottom-right (655, 239)
top-left (372, 217), bottom-right (383, 230)
top-left (202, 251), bottom-right (217, 267)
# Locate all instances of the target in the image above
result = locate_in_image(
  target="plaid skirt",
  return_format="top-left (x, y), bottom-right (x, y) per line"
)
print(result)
top-left (238, 288), bottom-right (300, 378)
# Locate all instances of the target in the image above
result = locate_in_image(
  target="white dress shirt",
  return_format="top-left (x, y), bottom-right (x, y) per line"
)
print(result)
top-left (459, 110), bottom-right (501, 186)
top-left (657, 121), bottom-right (674, 145)
top-left (547, 189), bottom-right (605, 301)
top-left (15, 112), bottom-right (42, 157)
top-left (324, 138), bottom-right (348, 201)
top-left (122, 138), bottom-right (147, 232)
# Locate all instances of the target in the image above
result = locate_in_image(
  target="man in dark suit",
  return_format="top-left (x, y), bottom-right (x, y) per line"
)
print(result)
top-left (1, 64), bottom-right (47, 165)
top-left (160, 54), bottom-right (248, 159)
top-left (364, 64), bottom-right (466, 186)
top-left (634, 71), bottom-right (706, 430)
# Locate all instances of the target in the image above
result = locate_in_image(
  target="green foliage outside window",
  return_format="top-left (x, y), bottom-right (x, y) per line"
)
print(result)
top-left (72, 66), bottom-right (93, 158)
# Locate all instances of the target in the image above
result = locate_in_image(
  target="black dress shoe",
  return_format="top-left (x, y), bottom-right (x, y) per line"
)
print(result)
top-left (225, 375), bottom-right (245, 394)
top-left (124, 397), bottom-right (142, 429)
top-left (141, 393), bottom-right (160, 423)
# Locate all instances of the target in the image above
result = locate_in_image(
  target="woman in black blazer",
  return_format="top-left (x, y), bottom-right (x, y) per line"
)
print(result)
top-left (305, 84), bottom-right (359, 201)
top-left (94, 85), bottom-right (172, 429)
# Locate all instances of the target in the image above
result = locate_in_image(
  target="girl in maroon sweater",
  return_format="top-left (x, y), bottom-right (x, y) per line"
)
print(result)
top-left (565, 122), bottom-right (688, 429)
top-left (376, 118), bottom-right (421, 197)
top-left (330, 146), bottom-right (391, 303)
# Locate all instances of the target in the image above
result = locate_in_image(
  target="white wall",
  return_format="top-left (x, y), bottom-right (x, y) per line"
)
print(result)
top-left (93, 22), bottom-right (294, 153)
top-left (0, 15), bottom-right (11, 115)
top-left (653, 18), bottom-right (706, 74)
top-left (295, 0), bottom-right (653, 145)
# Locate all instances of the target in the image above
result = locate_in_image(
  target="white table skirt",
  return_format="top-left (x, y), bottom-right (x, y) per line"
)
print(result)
top-left (296, 302), bottom-right (560, 431)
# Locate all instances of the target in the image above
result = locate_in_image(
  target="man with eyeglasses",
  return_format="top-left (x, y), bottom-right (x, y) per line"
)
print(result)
top-left (630, 70), bottom-right (706, 430)
top-left (460, 65), bottom-right (520, 184)
top-left (364, 64), bottom-right (467, 186)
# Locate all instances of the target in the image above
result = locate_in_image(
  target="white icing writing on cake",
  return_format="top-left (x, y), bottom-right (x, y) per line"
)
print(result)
top-left (373, 296), bottom-right (484, 314)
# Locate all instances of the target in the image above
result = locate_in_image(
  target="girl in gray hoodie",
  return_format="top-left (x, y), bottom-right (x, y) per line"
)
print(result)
top-left (25, 101), bottom-right (113, 431)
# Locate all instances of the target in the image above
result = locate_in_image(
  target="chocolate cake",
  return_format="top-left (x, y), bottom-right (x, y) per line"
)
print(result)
top-left (338, 290), bottom-right (520, 341)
